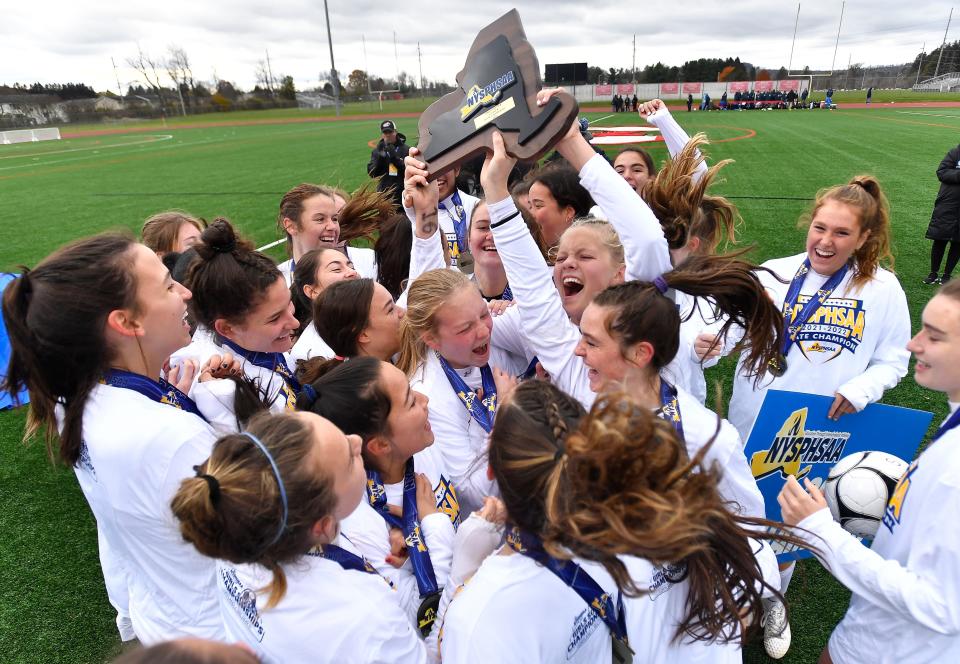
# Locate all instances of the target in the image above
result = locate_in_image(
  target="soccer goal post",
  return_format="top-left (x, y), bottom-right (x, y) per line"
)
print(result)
top-left (0, 128), bottom-right (62, 145)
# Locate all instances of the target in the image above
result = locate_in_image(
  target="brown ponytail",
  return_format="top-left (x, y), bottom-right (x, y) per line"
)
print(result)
top-left (643, 133), bottom-right (734, 251)
top-left (2, 234), bottom-right (139, 465)
top-left (337, 185), bottom-right (397, 243)
top-left (804, 175), bottom-right (893, 288)
top-left (171, 412), bottom-right (337, 609)
top-left (592, 252), bottom-right (783, 387)
top-left (489, 381), bottom-right (811, 643)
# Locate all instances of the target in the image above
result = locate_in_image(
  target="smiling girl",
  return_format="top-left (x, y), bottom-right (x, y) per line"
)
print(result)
top-left (175, 219), bottom-right (301, 418)
top-left (276, 184), bottom-right (383, 286)
top-left (727, 176), bottom-right (911, 657)
top-left (3, 233), bottom-right (236, 644)
top-left (778, 279), bottom-right (960, 664)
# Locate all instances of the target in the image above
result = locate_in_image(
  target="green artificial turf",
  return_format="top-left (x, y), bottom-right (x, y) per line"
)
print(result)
top-left (1, 104), bottom-right (956, 662)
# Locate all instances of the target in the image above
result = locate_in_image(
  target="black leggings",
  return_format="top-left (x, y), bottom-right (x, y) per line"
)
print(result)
top-left (931, 239), bottom-right (960, 276)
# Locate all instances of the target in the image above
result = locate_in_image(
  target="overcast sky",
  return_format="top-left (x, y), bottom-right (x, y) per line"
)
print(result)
top-left (4, 1), bottom-right (956, 93)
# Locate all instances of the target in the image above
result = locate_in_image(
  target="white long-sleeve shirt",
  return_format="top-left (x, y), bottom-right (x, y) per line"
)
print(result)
top-left (440, 550), bottom-right (741, 664)
top-left (73, 384), bottom-right (222, 645)
top-left (728, 253), bottom-right (911, 441)
top-left (644, 104), bottom-right (709, 183)
top-left (219, 548), bottom-right (426, 664)
top-left (797, 413), bottom-right (960, 664)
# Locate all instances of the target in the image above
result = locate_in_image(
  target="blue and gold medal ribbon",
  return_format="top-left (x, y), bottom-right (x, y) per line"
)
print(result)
top-left (500, 284), bottom-right (514, 302)
top-left (780, 259), bottom-right (849, 359)
top-left (102, 368), bottom-right (207, 422)
top-left (312, 543), bottom-right (381, 576)
top-left (366, 458), bottom-right (441, 599)
top-left (436, 353), bottom-right (497, 434)
top-left (220, 337), bottom-right (301, 409)
top-left (657, 379), bottom-right (684, 441)
top-left (440, 190), bottom-right (468, 257)
top-left (932, 407), bottom-right (960, 443)
top-left (506, 527), bottom-right (631, 651)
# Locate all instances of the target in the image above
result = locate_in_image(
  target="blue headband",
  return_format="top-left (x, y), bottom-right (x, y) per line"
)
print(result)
top-left (241, 431), bottom-right (289, 548)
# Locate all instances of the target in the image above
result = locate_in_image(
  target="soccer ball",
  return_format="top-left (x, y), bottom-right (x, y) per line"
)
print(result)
top-left (823, 451), bottom-right (909, 539)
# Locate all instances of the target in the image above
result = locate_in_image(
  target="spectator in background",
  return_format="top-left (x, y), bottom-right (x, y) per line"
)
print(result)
top-left (801, 88), bottom-right (809, 107)
top-left (686, 93), bottom-right (693, 112)
top-left (367, 120), bottom-right (409, 208)
top-left (720, 91), bottom-right (728, 110)
top-left (866, 86), bottom-right (873, 105)
top-left (825, 87), bottom-right (834, 107)
top-left (924, 143), bottom-right (960, 284)
top-left (631, 94), bottom-right (639, 112)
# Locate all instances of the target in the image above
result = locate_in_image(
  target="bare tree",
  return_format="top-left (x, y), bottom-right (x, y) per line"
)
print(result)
top-left (167, 46), bottom-right (196, 111)
top-left (254, 59), bottom-right (273, 95)
top-left (166, 46), bottom-right (193, 115)
top-left (126, 44), bottom-right (167, 111)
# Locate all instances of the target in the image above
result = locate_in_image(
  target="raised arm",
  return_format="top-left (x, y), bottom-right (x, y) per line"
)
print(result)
top-left (397, 148), bottom-right (447, 308)
top-left (639, 99), bottom-right (709, 182)
top-left (482, 132), bottom-right (595, 407)
top-left (541, 89), bottom-right (671, 282)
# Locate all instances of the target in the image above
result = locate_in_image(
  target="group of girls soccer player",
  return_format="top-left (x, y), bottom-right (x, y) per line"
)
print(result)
top-left (3, 89), bottom-right (957, 664)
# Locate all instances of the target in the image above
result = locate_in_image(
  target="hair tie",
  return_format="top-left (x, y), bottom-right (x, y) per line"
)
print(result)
top-left (334, 355), bottom-right (347, 362)
top-left (300, 383), bottom-right (318, 403)
top-left (212, 239), bottom-right (236, 254)
top-left (653, 275), bottom-right (670, 295)
top-left (554, 442), bottom-right (566, 462)
top-left (193, 465), bottom-right (221, 505)
top-left (240, 431), bottom-right (289, 548)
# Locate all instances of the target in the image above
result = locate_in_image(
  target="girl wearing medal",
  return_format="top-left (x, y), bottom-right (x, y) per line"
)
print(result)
top-left (297, 357), bottom-right (505, 641)
top-left (440, 381), bottom-right (802, 664)
top-left (779, 279), bottom-right (960, 664)
top-left (276, 183), bottom-right (385, 285)
top-left (726, 176), bottom-right (910, 658)
top-left (174, 219), bottom-right (301, 420)
top-left (727, 177), bottom-right (909, 440)
top-left (2, 233), bottom-right (238, 644)
top-left (172, 411), bottom-right (428, 663)
top-left (396, 268), bottom-right (526, 517)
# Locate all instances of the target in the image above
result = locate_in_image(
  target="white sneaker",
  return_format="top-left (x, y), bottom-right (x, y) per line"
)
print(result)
top-left (762, 598), bottom-right (791, 659)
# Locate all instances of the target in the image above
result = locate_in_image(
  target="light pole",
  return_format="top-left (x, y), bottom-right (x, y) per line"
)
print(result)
top-left (323, 0), bottom-right (340, 116)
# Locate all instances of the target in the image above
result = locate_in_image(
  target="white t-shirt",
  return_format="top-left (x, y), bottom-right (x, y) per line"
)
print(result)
top-left (727, 253), bottom-right (911, 441)
top-left (440, 550), bottom-right (741, 664)
top-left (277, 245), bottom-right (377, 289)
top-left (289, 321), bottom-right (335, 365)
top-left (798, 413), bottom-right (960, 664)
top-left (73, 383), bottom-right (222, 644)
top-left (218, 548), bottom-right (426, 664)
top-left (347, 245), bottom-right (378, 280)
top-left (410, 351), bottom-right (524, 518)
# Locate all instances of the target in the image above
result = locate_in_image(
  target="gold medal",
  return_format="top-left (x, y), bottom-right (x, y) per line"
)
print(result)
top-left (416, 592), bottom-right (441, 637)
top-left (768, 354), bottom-right (787, 377)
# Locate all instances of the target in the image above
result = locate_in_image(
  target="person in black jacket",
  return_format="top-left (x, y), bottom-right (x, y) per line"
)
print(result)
top-left (925, 144), bottom-right (960, 284)
top-left (367, 120), bottom-right (409, 208)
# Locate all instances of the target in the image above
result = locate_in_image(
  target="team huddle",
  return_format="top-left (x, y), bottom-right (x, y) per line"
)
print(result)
top-left (4, 90), bottom-right (959, 664)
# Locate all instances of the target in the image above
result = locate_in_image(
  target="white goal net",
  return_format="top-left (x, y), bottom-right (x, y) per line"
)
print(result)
top-left (0, 128), bottom-right (61, 145)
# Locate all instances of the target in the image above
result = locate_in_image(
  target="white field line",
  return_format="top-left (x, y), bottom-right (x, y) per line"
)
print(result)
top-left (894, 111), bottom-right (960, 119)
top-left (0, 134), bottom-right (173, 160)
